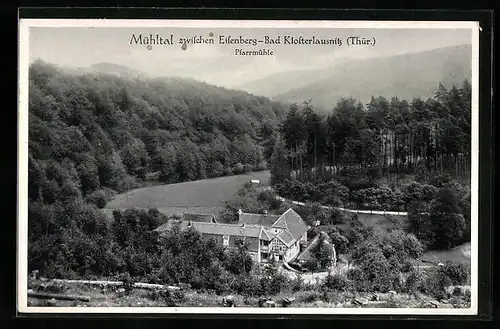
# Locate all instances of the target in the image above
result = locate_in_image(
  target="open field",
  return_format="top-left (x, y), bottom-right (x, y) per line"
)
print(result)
top-left (104, 171), bottom-right (271, 217)
top-left (420, 242), bottom-right (471, 265)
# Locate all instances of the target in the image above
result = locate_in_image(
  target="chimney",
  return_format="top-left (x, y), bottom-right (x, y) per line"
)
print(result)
top-left (187, 221), bottom-right (192, 227)
top-left (241, 223), bottom-right (246, 228)
top-left (263, 210), bottom-right (268, 215)
top-left (238, 209), bottom-right (243, 215)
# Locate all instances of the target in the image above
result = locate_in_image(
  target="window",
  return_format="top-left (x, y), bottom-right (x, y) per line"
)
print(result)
top-left (223, 235), bottom-right (230, 246)
top-left (271, 238), bottom-right (285, 253)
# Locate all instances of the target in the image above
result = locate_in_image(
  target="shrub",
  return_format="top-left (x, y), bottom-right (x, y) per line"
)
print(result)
top-left (255, 162), bottom-right (267, 171)
top-left (85, 189), bottom-right (108, 208)
top-left (231, 274), bottom-right (261, 297)
top-left (148, 289), bottom-right (185, 306)
top-left (259, 267), bottom-right (289, 296)
top-left (233, 163), bottom-right (244, 175)
top-left (421, 269), bottom-right (452, 301)
top-left (295, 290), bottom-right (322, 303)
top-left (441, 261), bottom-right (470, 285)
top-left (347, 268), bottom-right (369, 292)
top-left (243, 163), bottom-right (253, 173)
top-left (323, 274), bottom-right (349, 291)
top-left (257, 190), bottom-right (282, 210)
top-left (303, 258), bottom-right (320, 272)
top-left (290, 274), bottom-right (305, 292)
top-left (224, 167), bottom-right (233, 176)
top-left (117, 272), bottom-right (135, 294)
top-left (452, 286), bottom-right (464, 297)
top-left (42, 283), bottom-right (66, 294)
top-left (207, 161), bottom-right (224, 178)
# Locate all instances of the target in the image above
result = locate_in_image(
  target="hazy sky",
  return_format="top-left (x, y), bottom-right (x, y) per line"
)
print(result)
top-left (29, 27), bottom-right (472, 88)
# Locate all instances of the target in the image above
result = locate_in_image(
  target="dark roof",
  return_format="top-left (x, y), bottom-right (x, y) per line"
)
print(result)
top-left (276, 230), bottom-right (295, 246)
top-left (184, 213), bottom-right (217, 223)
top-left (260, 228), bottom-right (274, 241)
top-left (155, 220), bottom-right (262, 238)
top-left (155, 208), bottom-right (307, 246)
top-left (296, 232), bottom-right (331, 261)
top-left (238, 213), bottom-right (279, 227)
top-left (273, 208), bottom-right (308, 241)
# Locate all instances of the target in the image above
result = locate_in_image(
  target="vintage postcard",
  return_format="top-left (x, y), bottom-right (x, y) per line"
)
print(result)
top-left (18, 18), bottom-right (479, 315)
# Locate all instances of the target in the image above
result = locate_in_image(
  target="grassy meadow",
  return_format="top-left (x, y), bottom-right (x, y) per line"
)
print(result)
top-left (104, 171), bottom-right (271, 218)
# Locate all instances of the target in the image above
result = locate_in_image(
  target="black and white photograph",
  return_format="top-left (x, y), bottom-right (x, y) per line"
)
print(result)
top-left (18, 19), bottom-right (479, 315)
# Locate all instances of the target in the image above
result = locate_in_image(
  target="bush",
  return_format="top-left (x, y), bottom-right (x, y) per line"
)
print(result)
top-left (85, 189), bottom-right (115, 208)
top-left (243, 163), bottom-right (253, 173)
top-left (255, 162), bottom-right (267, 171)
top-left (233, 163), bottom-right (244, 175)
top-left (231, 274), bottom-right (261, 296)
top-left (303, 258), bottom-right (320, 272)
top-left (257, 190), bottom-right (282, 210)
top-left (441, 262), bottom-right (470, 285)
top-left (117, 272), bottom-right (135, 294)
top-left (290, 274), bottom-right (305, 292)
top-left (421, 269), bottom-right (452, 301)
top-left (347, 268), bottom-right (369, 292)
top-left (148, 289), bottom-right (185, 306)
top-left (323, 274), bottom-right (349, 291)
top-left (259, 268), bottom-right (289, 296)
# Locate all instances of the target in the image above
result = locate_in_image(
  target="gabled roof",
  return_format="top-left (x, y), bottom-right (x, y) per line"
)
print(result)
top-left (260, 228), bottom-right (273, 241)
top-left (184, 213), bottom-right (217, 223)
top-left (271, 215), bottom-right (288, 229)
top-left (273, 208), bottom-right (308, 241)
top-left (238, 212), bottom-right (279, 227)
top-left (296, 232), bottom-right (332, 261)
top-left (155, 220), bottom-right (262, 238)
top-left (276, 230), bottom-right (295, 247)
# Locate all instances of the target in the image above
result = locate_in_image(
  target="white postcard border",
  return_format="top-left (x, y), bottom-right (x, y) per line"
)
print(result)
top-left (17, 18), bottom-right (480, 316)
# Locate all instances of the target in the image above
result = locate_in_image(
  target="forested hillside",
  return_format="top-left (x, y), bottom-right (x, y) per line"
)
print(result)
top-left (269, 81), bottom-right (472, 250)
top-left (270, 45), bottom-right (471, 109)
top-left (27, 60), bottom-right (285, 277)
top-left (29, 59), bottom-right (285, 192)
top-left (271, 80), bottom-right (471, 188)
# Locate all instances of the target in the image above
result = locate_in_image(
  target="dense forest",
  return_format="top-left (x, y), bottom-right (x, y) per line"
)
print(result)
top-left (271, 81), bottom-right (471, 184)
top-left (27, 59), bottom-right (471, 296)
top-left (269, 82), bottom-right (471, 212)
top-left (27, 60), bottom-right (285, 278)
top-left (268, 82), bottom-right (472, 250)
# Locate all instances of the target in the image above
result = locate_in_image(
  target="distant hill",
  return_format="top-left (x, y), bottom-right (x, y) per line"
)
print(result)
top-left (237, 67), bottom-right (337, 99)
top-left (242, 45), bottom-right (472, 110)
top-left (88, 62), bottom-right (149, 79)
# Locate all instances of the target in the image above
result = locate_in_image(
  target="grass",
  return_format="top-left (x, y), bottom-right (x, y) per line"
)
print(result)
top-left (317, 211), bottom-right (409, 237)
top-left (104, 171), bottom-right (270, 217)
top-left (27, 279), bottom-right (469, 309)
top-left (421, 242), bottom-right (471, 265)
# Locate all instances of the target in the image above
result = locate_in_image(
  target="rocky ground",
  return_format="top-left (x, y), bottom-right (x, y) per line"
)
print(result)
top-left (26, 278), bottom-right (471, 309)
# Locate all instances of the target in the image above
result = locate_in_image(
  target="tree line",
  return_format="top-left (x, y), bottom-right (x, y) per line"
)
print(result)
top-left (29, 60), bottom-right (284, 201)
top-left (27, 60), bottom-right (286, 280)
top-left (271, 81), bottom-right (471, 185)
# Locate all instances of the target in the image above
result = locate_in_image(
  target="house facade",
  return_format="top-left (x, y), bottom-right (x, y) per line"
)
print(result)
top-left (154, 208), bottom-right (308, 263)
